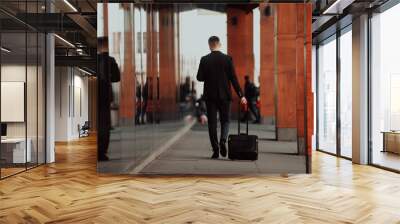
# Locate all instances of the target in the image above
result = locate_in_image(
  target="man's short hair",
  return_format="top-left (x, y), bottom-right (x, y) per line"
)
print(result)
top-left (98, 36), bottom-right (109, 48)
top-left (208, 36), bottom-right (220, 45)
top-left (245, 75), bottom-right (250, 80)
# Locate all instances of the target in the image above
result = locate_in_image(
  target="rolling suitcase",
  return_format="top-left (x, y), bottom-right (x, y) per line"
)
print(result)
top-left (228, 101), bottom-right (258, 161)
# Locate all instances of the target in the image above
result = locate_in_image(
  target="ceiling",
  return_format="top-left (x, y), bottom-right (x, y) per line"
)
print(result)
top-left (0, 0), bottom-right (97, 72)
top-left (2, 0), bottom-right (396, 71)
top-left (312, 0), bottom-right (390, 42)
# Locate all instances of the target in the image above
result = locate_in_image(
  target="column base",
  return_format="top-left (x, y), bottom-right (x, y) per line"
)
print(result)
top-left (297, 137), bottom-right (305, 155)
top-left (261, 116), bottom-right (275, 125)
top-left (277, 127), bottom-right (297, 141)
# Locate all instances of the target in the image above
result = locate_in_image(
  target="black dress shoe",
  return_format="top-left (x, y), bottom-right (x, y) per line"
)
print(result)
top-left (211, 151), bottom-right (219, 159)
top-left (220, 142), bottom-right (227, 157)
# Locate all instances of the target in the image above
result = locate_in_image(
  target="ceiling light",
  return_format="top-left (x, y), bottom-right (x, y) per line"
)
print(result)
top-left (322, 0), bottom-right (355, 15)
top-left (63, 0), bottom-right (78, 12)
top-left (54, 34), bottom-right (75, 48)
top-left (1, 47), bottom-right (11, 53)
top-left (78, 67), bottom-right (93, 76)
top-left (76, 49), bottom-right (85, 55)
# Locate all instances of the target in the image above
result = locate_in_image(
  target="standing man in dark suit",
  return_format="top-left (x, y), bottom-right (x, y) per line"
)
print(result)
top-left (97, 37), bottom-right (121, 161)
top-left (197, 36), bottom-right (247, 159)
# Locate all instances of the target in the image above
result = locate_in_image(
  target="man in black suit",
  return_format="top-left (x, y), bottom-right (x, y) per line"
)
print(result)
top-left (97, 37), bottom-right (121, 161)
top-left (197, 36), bottom-right (247, 159)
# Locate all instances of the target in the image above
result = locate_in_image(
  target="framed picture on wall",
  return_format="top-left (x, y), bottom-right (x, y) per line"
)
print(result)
top-left (1, 81), bottom-right (25, 122)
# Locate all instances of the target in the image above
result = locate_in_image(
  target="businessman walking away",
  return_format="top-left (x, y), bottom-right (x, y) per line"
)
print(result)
top-left (197, 36), bottom-right (247, 159)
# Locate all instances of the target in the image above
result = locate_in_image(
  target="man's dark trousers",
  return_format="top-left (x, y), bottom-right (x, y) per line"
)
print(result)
top-left (206, 100), bottom-right (231, 152)
top-left (196, 50), bottom-right (243, 153)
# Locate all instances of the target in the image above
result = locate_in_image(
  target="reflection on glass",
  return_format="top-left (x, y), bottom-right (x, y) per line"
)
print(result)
top-left (98, 3), bottom-right (310, 174)
top-left (371, 4), bottom-right (400, 171)
top-left (0, 0), bottom-right (46, 178)
top-left (340, 29), bottom-right (352, 158)
top-left (27, 32), bottom-right (38, 169)
top-left (38, 32), bottom-right (46, 165)
top-left (1, 32), bottom-right (28, 177)
top-left (318, 36), bottom-right (337, 154)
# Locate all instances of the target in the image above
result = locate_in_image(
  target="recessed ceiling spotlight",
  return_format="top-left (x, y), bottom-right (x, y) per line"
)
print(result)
top-left (1, 47), bottom-right (11, 53)
top-left (78, 67), bottom-right (93, 76)
top-left (54, 34), bottom-right (75, 48)
top-left (322, 0), bottom-right (354, 15)
top-left (63, 0), bottom-right (78, 12)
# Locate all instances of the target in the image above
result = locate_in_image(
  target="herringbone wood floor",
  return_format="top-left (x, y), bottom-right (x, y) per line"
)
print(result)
top-left (1, 135), bottom-right (400, 224)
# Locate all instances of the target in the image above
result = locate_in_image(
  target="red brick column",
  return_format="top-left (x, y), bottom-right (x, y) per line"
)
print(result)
top-left (119, 3), bottom-right (135, 121)
top-left (275, 4), bottom-right (298, 141)
top-left (259, 3), bottom-right (275, 124)
top-left (259, 3), bottom-right (313, 155)
top-left (146, 7), bottom-right (159, 123)
top-left (306, 5), bottom-right (314, 171)
top-left (227, 6), bottom-right (254, 114)
top-left (158, 6), bottom-right (178, 120)
top-left (292, 3), bottom-right (313, 167)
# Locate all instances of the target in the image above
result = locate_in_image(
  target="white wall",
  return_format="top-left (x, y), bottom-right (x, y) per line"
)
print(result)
top-left (1, 65), bottom-right (26, 138)
top-left (312, 46), bottom-right (317, 151)
top-left (71, 73), bottom-right (89, 138)
top-left (1, 65), bottom-right (40, 138)
top-left (55, 67), bottom-right (69, 141)
top-left (1, 63), bottom-right (46, 164)
top-left (55, 67), bottom-right (89, 141)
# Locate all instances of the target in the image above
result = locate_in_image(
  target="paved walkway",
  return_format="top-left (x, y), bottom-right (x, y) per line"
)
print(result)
top-left (98, 121), bottom-right (187, 173)
top-left (141, 123), bottom-right (306, 174)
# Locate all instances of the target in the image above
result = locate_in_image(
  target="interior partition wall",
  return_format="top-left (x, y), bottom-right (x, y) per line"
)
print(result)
top-left (316, 25), bottom-right (352, 159)
top-left (0, 1), bottom-right (47, 179)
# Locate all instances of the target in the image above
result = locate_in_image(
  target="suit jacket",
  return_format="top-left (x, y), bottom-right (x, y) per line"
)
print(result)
top-left (196, 51), bottom-right (243, 101)
top-left (244, 81), bottom-right (257, 101)
top-left (97, 52), bottom-right (120, 130)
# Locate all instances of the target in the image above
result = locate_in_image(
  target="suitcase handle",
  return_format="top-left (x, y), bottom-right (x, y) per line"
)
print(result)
top-left (238, 99), bottom-right (249, 135)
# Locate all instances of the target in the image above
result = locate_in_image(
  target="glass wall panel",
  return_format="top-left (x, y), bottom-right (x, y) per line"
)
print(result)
top-left (1, 30), bottom-right (28, 177)
top-left (96, 3), bottom-right (136, 172)
top-left (339, 28), bottom-right (352, 158)
top-left (0, 1), bottom-right (46, 179)
top-left (135, 5), bottom-right (153, 164)
top-left (318, 36), bottom-right (337, 154)
top-left (38, 32), bottom-right (45, 165)
top-left (371, 4), bottom-right (400, 171)
top-left (27, 30), bottom-right (38, 169)
top-left (98, 2), bottom-right (311, 174)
